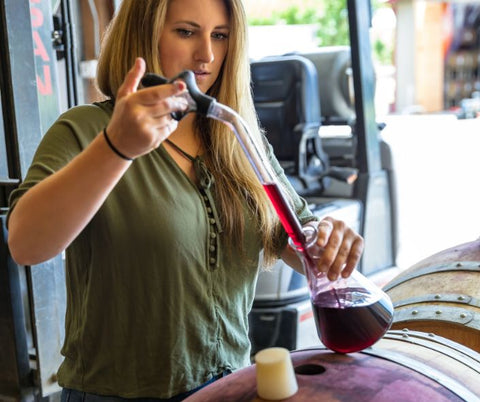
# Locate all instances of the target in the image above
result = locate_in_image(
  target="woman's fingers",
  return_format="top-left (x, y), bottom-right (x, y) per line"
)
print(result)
top-left (149, 117), bottom-right (179, 150)
top-left (106, 60), bottom-right (189, 158)
top-left (315, 218), bottom-right (364, 280)
top-left (315, 218), bottom-right (334, 247)
top-left (142, 92), bottom-right (189, 119)
top-left (116, 57), bottom-right (146, 100)
top-left (341, 236), bottom-right (364, 277)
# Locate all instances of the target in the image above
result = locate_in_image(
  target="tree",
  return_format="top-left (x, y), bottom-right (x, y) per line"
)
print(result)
top-left (316, 1), bottom-right (350, 46)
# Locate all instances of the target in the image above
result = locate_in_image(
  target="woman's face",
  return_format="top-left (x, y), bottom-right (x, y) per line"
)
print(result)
top-left (159, 0), bottom-right (230, 93)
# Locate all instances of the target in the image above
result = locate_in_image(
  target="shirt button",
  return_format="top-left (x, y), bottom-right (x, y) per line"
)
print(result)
top-left (210, 258), bottom-right (216, 264)
top-left (210, 233), bottom-right (217, 239)
top-left (210, 246), bottom-right (216, 252)
top-left (210, 218), bottom-right (216, 225)
top-left (207, 207), bottom-right (212, 213)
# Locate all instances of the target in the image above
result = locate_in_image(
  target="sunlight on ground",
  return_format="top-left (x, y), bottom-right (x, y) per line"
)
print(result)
top-left (382, 114), bottom-right (480, 270)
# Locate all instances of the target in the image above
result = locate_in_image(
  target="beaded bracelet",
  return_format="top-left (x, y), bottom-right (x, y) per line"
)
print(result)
top-left (103, 128), bottom-right (133, 161)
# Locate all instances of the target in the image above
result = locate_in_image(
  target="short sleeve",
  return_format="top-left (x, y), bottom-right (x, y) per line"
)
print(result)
top-left (7, 102), bottom-right (112, 226)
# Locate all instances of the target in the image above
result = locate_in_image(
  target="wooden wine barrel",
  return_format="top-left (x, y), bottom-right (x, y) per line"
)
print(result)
top-left (383, 239), bottom-right (480, 351)
top-left (185, 330), bottom-right (480, 402)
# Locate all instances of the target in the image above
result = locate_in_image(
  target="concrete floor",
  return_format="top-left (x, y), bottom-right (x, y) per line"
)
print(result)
top-left (381, 114), bottom-right (480, 271)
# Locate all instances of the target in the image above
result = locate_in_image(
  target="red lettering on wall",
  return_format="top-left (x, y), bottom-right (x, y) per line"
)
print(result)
top-left (31, 0), bottom-right (54, 97)
top-left (37, 65), bottom-right (52, 95)
top-left (30, 7), bottom-right (43, 28)
top-left (33, 31), bottom-right (50, 62)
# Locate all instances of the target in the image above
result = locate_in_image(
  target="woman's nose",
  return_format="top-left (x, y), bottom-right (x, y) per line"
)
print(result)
top-left (195, 36), bottom-right (214, 63)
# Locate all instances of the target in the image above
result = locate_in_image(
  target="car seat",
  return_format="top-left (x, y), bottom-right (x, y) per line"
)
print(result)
top-left (250, 55), bottom-right (356, 197)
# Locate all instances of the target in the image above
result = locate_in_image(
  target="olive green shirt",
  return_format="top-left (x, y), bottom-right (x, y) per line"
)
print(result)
top-left (8, 100), bottom-right (315, 398)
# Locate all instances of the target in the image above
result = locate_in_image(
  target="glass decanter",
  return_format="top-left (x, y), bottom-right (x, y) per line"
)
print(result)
top-left (289, 226), bottom-right (394, 353)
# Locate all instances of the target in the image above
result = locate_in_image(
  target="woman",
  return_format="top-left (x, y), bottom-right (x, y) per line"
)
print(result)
top-left (7, 0), bottom-right (363, 400)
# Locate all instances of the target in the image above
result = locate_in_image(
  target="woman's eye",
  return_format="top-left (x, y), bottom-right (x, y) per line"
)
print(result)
top-left (176, 28), bottom-right (193, 37)
top-left (212, 32), bottom-right (229, 40)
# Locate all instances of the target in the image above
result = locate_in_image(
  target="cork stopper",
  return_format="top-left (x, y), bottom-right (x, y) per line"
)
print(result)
top-left (255, 347), bottom-right (298, 400)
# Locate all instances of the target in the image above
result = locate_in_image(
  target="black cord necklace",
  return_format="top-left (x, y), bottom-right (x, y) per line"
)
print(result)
top-left (164, 138), bottom-right (197, 162)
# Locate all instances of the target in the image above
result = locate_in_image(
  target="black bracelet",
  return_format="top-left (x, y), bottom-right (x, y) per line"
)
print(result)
top-left (103, 128), bottom-right (133, 161)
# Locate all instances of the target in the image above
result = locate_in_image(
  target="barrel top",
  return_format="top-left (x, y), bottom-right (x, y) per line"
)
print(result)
top-left (383, 261), bottom-right (480, 292)
top-left (185, 331), bottom-right (480, 402)
top-left (407, 239), bottom-right (480, 271)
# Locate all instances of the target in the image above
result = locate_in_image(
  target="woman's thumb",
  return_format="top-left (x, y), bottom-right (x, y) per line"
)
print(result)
top-left (117, 57), bottom-right (146, 99)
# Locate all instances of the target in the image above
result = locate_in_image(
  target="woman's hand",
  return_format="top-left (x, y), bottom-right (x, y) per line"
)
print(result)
top-left (310, 218), bottom-right (364, 280)
top-left (105, 57), bottom-right (189, 159)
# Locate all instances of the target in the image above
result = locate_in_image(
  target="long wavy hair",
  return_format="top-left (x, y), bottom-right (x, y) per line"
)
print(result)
top-left (96, 0), bottom-right (282, 265)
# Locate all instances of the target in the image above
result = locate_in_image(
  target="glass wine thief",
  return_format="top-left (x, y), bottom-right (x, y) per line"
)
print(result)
top-left (141, 70), bottom-right (307, 248)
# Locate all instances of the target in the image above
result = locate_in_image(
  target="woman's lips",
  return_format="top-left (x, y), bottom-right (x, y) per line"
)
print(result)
top-left (194, 71), bottom-right (210, 79)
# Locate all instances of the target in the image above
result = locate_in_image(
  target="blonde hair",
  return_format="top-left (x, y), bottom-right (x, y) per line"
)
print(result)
top-left (97, 0), bottom-right (281, 265)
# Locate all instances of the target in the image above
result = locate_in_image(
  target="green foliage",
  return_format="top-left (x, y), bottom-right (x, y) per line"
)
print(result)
top-left (248, 2), bottom-right (348, 46)
top-left (249, 5), bottom-right (319, 26)
top-left (316, 2), bottom-right (350, 46)
top-left (247, 0), bottom-right (394, 65)
top-left (281, 6), bottom-right (319, 24)
top-left (374, 38), bottom-right (393, 65)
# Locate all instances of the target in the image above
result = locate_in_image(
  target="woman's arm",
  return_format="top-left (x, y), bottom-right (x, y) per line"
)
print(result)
top-left (8, 58), bottom-right (186, 265)
top-left (8, 134), bottom-right (131, 265)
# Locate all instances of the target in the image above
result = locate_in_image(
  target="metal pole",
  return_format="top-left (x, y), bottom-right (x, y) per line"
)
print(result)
top-left (347, 0), bottom-right (395, 274)
top-left (347, 0), bottom-right (381, 174)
